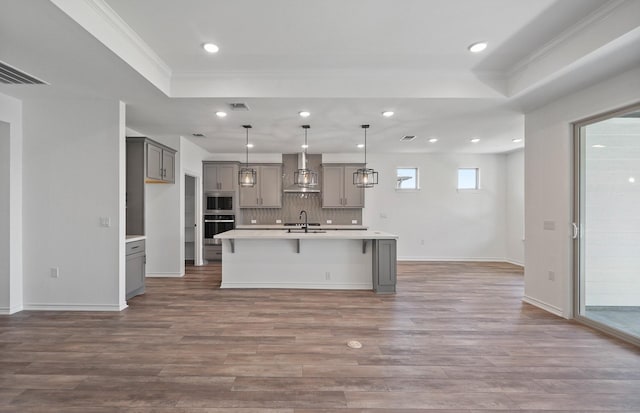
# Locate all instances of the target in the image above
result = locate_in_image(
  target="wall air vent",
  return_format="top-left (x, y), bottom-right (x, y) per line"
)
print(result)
top-left (400, 135), bottom-right (416, 142)
top-left (0, 61), bottom-right (47, 85)
top-left (229, 102), bottom-right (250, 111)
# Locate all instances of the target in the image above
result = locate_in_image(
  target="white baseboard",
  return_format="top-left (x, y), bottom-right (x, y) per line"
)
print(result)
top-left (221, 282), bottom-right (373, 290)
top-left (522, 295), bottom-right (566, 318)
top-left (398, 256), bottom-right (513, 263)
top-left (23, 303), bottom-right (127, 312)
top-left (146, 272), bottom-right (183, 278)
top-left (0, 305), bottom-right (24, 315)
top-left (504, 259), bottom-right (524, 267)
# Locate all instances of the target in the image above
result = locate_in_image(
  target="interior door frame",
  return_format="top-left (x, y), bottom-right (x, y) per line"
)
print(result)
top-left (184, 171), bottom-right (203, 267)
top-left (572, 101), bottom-right (640, 347)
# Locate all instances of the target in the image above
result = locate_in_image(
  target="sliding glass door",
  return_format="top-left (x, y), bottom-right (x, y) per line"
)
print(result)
top-left (574, 104), bottom-right (640, 344)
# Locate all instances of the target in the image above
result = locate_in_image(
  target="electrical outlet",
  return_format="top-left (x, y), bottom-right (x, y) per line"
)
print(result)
top-left (420, 239), bottom-right (425, 245)
top-left (351, 220), bottom-right (358, 224)
top-left (548, 271), bottom-right (555, 281)
top-left (50, 267), bottom-right (59, 278)
top-left (326, 220), bottom-right (332, 224)
top-left (99, 216), bottom-right (111, 228)
top-left (380, 212), bottom-right (388, 219)
top-left (275, 219), bottom-right (282, 224)
top-left (251, 219), bottom-right (257, 224)
top-left (325, 272), bottom-right (331, 280)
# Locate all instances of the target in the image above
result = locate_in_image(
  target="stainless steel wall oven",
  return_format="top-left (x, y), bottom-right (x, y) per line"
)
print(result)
top-left (203, 214), bottom-right (235, 261)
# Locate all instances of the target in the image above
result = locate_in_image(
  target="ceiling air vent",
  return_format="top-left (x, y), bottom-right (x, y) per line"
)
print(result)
top-left (400, 135), bottom-right (416, 142)
top-left (191, 133), bottom-right (205, 137)
top-left (0, 61), bottom-right (46, 85)
top-left (229, 102), bottom-right (250, 111)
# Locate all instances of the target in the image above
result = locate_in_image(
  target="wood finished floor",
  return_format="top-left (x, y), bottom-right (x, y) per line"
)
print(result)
top-left (1, 262), bottom-right (639, 412)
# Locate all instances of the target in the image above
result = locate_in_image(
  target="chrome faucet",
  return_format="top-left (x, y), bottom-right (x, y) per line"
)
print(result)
top-left (299, 210), bottom-right (308, 233)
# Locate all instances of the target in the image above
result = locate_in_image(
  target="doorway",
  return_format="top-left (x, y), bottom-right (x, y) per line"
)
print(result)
top-left (573, 103), bottom-right (640, 344)
top-left (184, 175), bottom-right (197, 265)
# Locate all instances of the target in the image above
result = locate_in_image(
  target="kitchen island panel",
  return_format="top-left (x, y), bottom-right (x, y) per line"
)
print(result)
top-left (220, 238), bottom-right (373, 290)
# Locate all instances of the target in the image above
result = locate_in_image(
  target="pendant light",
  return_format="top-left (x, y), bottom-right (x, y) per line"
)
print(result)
top-left (353, 124), bottom-right (378, 188)
top-left (294, 125), bottom-right (318, 188)
top-left (238, 125), bottom-right (257, 187)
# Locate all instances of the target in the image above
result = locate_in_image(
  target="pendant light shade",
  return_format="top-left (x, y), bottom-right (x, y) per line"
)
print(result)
top-left (294, 125), bottom-right (318, 188)
top-left (238, 125), bottom-right (257, 187)
top-left (353, 124), bottom-right (378, 188)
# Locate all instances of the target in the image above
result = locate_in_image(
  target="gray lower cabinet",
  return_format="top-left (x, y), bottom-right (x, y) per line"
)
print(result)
top-left (126, 240), bottom-right (146, 300)
top-left (372, 239), bottom-right (397, 294)
top-left (239, 164), bottom-right (282, 208)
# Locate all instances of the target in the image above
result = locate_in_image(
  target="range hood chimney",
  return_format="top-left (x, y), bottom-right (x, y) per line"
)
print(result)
top-left (283, 153), bottom-right (321, 193)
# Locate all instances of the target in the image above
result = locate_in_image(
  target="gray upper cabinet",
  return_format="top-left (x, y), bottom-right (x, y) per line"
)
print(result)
top-left (322, 164), bottom-right (364, 208)
top-left (239, 164), bottom-right (282, 208)
top-left (129, 138), bottom-right (177, 184)
top-left (126, 137), bottom-right (177, 235)
top-left (162, 150), bottom-right (175, 183)
top-left (147, 144), bottom-right (163, 181)
top-left (203, 163), bottom-right (237, 192)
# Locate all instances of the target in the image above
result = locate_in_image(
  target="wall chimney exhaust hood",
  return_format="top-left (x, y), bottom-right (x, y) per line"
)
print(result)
top-left (283, 153), bottom-right (321, 193)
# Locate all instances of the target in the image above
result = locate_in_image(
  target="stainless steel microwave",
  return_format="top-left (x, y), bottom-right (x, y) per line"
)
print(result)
top-left (204, 192), bottom-right (234, 213)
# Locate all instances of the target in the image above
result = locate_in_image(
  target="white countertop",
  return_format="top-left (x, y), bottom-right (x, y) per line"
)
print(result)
top-left (215, 229), bottom-right (397, 240)
top-left (126, 235), bottom-right (146, 243)
top-left (235, 224), bottom-right (368, 230)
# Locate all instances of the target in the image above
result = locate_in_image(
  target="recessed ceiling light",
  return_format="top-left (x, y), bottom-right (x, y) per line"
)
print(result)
top-left (629, 177), bottom-right (636, 183)
top-left (382, 111), bottom-right (394, 118)
top-left (429, 138), bottom-right (438, 143)
top-left (512, 138), bottom-right (522, 143)
top-left (203, 43), bottom-right (219, 53)
top-left (299, 111), bottom-right (311, 118)
top-left (301, 144), bottom-right (309, 149)
top-left (470, 138), bottom-right (481, 143)
top-left (215, 111), bottom-right (227, 118)
top-left (357, 143), bottom-right (365, 148)
top-left (468, 42), bottom-right (487, 53)
top-left (592, 144), bottom-right (606, 148)
top-left (246, 143), bottom-right (254, 148)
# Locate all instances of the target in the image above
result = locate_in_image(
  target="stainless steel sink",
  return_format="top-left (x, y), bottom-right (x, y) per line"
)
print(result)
top-left (286, 229), bottom-right (327, 234)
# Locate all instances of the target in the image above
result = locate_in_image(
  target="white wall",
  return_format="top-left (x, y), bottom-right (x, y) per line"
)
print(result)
top-left (145, 136), bottom-right (181, 276)
top-left (22, 98), bottom-right (125, 310)
top-left (363, 153), bottom-right (508, 261)
top-left (144, 136), bottom-right (209, 276)
top-left (524, 66), bottom-right (640, 318)
top-left (179, 137), bottom-right (209, 272)
top-left (0, 122), bottom-right (9, 311)
top-left (0, 93), bottom-right (23, 314)
top-left (506, 149), bottom-right (525, 265)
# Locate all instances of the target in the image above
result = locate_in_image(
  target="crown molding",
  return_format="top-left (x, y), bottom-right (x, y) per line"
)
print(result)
top-left (50, 0), bottom-right (172, 94)
top-left (508, 0), bottom-right (627, 77)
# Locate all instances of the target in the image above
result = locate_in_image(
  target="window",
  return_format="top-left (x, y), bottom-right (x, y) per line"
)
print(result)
top-left (396, 168), bottom-right (419, 190)
top-left (457, 168), bottom-right (479, 190)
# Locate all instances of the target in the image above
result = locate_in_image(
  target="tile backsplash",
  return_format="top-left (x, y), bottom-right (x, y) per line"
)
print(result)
top-left (238, 154), bottom-right (363, 225)
top-left (239, 192), bottom-right (362, 225)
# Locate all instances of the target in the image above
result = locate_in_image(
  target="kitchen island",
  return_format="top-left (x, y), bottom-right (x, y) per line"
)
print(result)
top-left (214, 229), bottom-right (398, 293)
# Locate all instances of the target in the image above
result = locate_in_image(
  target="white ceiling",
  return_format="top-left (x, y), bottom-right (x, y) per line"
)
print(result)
top-left (1, 0), bottom-right (638, 154)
